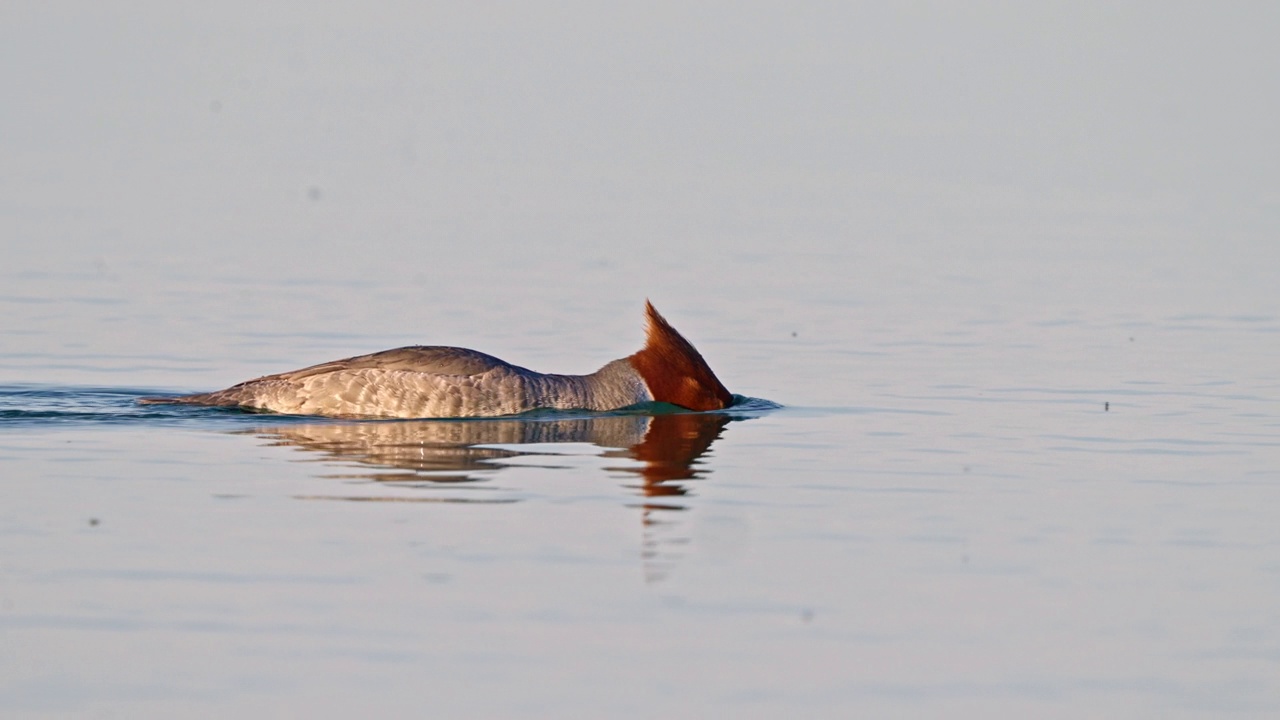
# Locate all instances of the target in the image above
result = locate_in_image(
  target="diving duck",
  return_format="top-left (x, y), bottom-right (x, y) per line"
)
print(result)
top-left (141, 301), bottom-right (733, 419)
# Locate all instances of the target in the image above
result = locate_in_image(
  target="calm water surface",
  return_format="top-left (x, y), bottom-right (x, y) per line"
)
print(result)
top-left (3, 305), bottom-right (1277, 718)
top-left (4, 3), bottom-right (1280, 718)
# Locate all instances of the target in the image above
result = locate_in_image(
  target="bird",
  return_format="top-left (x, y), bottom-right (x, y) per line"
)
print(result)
top-left (140, 301), bottom-right (733, 419)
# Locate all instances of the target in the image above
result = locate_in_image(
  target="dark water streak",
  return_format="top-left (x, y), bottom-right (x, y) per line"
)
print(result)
top-left (0, 384), bottom-right (778, 428)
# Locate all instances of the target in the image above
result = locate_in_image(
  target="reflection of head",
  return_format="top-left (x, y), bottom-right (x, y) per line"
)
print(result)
top-left (607, 413), bottom-right (731, 497)
top-left (617, 413), bottom-right (731, 583)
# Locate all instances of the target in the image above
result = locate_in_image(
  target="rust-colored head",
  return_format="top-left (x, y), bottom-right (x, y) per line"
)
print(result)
top-left (628, 301), bottom-right (734, 411)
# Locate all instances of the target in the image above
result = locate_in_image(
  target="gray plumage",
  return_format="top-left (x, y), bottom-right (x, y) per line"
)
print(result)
top-left (142, 346), bottom-right (652, 419)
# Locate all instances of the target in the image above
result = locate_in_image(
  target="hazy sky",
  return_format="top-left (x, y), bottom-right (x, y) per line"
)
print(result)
top-left (2, 3), bottom-right (1277, 313)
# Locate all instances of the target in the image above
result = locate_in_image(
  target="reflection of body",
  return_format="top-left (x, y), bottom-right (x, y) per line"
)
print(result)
top-left (255, 415), bottom-right (651, 482)
top-left (254, 412), bottom-right (729, 496)
top-left (144, 303), bottom-right (732, 418)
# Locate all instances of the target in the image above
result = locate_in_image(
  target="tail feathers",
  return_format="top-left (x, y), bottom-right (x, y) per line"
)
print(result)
top-left (137, 392), bottom-right (241, 406)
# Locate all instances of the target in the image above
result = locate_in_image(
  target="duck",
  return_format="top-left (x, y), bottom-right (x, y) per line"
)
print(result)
top-left (140, 301), bottom-right (733, 419)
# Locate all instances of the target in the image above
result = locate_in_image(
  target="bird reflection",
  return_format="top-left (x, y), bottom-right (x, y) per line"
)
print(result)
top-left (602, 412), bottom-right (731, 581)
top-left (251, 415), bottom-right (650, 487)
top-left (246, 412), bottom-right (733, 580)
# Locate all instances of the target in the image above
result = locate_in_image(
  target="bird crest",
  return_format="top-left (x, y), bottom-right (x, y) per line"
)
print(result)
top-left (628, 301), bottom-right (733, 411)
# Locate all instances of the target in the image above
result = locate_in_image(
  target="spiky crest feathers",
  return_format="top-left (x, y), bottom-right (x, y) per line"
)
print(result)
top-left (627, 301), bottom-right (733, 411)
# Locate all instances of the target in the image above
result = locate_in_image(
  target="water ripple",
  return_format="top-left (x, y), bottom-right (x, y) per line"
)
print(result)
top-left (0, 384), bottom-right (780, 428)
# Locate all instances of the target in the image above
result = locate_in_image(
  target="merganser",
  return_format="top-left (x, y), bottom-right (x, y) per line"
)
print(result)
top-left (140, 301), bottom-right (733, 418)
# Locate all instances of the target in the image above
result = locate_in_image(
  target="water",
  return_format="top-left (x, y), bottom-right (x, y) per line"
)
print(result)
top-left (4, 3), bottom-right (1280, 718)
